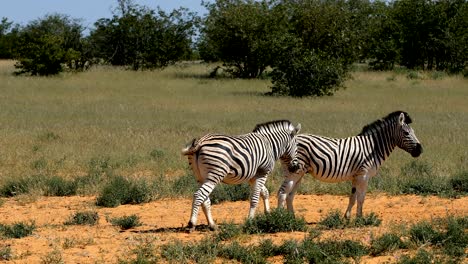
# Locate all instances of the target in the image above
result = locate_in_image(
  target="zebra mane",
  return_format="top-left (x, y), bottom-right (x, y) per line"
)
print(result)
top-left (253, 120), bottom-right (293, 133)
top-left (358, 111), bottom-right (412, 136)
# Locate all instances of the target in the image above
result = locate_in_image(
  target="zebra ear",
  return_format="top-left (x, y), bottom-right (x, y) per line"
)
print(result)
top-left (399, 113), bottom-right (405, 125)
top-left (293, 123), bottom-right (301, 135)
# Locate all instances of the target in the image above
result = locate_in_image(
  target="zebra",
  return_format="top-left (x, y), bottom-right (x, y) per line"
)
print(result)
top-left (277, 111), bottom-right (423, 219)
top-left (182, 120), bottom-right (301, 232)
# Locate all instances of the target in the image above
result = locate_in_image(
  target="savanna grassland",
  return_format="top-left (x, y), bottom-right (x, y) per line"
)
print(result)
top-left (0, 60), bottom-right (467, 263)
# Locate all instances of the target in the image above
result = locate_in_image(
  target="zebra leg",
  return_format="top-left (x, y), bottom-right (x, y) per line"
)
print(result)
top-left (188, 181), bottom-right (218, 232)
top-left (201, 197), bottom-right (217, 231)
top-left (260, 185), bottom-right (270, 213)
top-left (286, 175), bottom-right (303, 214)
top-left (248, 177), bottom-right (268, 218)
top-left (345, 175), bottom-right (368, 219)
top-left (277, 172), bottom-right (303, 214)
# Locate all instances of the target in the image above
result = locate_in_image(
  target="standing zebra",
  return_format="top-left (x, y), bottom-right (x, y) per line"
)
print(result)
top-left (182, 120), bottom-right (301, 231)
top-left (278, 111), bottom-right (422, 218)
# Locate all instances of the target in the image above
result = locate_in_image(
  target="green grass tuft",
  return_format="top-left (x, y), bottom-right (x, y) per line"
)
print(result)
top-left (243, 208), bottom-right (308, 234)
top-left (109, 215), bottom-right (142, 230)
top-left (0, 222), bottom-right (36, 239)
top-left (210, 183), bottom-right (251, 204)
top-left (370, 233), bottom-right (407, 256)
top-left (317, 210), bottom-right (346, 229)
top-left (96, 175), bottom-right (152, 207)
top-left (65, 211), bottom-right (99, 226)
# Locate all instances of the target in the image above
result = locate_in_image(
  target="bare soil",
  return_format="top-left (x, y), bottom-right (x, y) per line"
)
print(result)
top-left (0, 194), bottom-right (466, 263)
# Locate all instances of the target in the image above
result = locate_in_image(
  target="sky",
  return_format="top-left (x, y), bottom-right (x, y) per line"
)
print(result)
top-left (0, 0), bottom-right (207, 30)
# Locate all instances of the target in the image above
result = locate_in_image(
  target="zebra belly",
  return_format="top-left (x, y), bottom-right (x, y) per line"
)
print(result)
top-left (309, 169), bottom-right (355, 183)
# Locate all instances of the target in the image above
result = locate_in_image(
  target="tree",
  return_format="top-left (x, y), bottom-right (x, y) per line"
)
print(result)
top-left (14, 14), bottom-right (88, 76)
top-left (0, 17), bottom-right (20, 59)
top-left (89, 0), bottom-right (197, 70)
top-left (199, 0), bottom-right (288, 78)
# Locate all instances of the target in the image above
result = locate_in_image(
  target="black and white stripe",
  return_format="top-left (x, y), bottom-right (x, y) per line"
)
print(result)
top-left (278, 111), bottom-right (422, 218)
top-left (182, 120), bottom-right (301, 231)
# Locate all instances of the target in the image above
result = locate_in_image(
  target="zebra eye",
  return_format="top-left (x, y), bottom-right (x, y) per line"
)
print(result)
top-left (403, 131), bottom-right (410, 136)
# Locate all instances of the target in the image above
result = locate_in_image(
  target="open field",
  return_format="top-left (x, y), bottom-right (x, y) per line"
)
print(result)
top-left (0, 60), bottom-right (467, 262)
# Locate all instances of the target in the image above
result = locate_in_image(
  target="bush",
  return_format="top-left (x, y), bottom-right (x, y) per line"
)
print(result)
top-left (317, 210), bottom-right (346, 229)
top-left (161, 238), bottom-right (218, 263)
top-left (450, 170), bottom-right (468, 194)
top-left (270, 49), bottom-right (348, 97)
top-left (210, 183), bottom-right (251, 204)
top-left (400, 160), bottom-right (450, 195)
top-left (65, 211), bottom-right (99, 226)
top-left (243, 208), bottom-right (308, 234)
top-left (172, 174), bottom-right (197, 197)
top-left (370, 233), bottom-right (406, 256)
top-left (0, 245), bottom-right (12, 261)
top-left (219, 241), bottom-right (267, 264)
top-left (44, 176), bottom-right (78, 196)
top-left (14, 14), bottom-right (88, 76)
top-left (96, 176), bottom-right (152, 207)
top-left (354, 212), bottom-right (382, 227)
top-left (215, 222), bottom-right (242, 241)
top-left (0, 222), bottom-right (36, 238)
top-left (110, 215), bottom-right (142, 230)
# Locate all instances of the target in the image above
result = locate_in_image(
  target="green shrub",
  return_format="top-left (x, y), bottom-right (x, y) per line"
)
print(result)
top-left (243, 208), bottom-right (308, 234)
top-left (0, 222), bottom-right (36, 239)
top-left (118, 237), bottom-right (158, 264)
top-left (110, 215), bottom-right (142, 230)
top-left (215, 222), bottom-right (242, 241)
top-left (96, 176), bottom-right (152, 207)
top-left (442, 217), bottom-right (468, 258)
top-left (0, 175), bottom-right (48, 197)
top-left (406, 71), bottom-right (422, 80)
top-left (270, 49), bottom-right (348, 97)
top-left (172, 174), bottom-right (197, 197)
top-left (161, 238), bottom-right (218, 263)
top-left (370, 233), bottom-right (406, 256)
top-left (398, 249), bottom-right (437, 264)
top-left (409, 221), bottom-right (444, 246)
top-left (219, 241), bottom-right (267, 264)
top-left (65, 211), bottom-right (99, 226)
top-left (450, 170), bottom-right (468, 194)
top-left (210, 183), bottom-right (251, 204)
top-left (0, 245), bottom-right (12, 260)
top-left (44, 176), bottom-right (78, 196)
top-left (149, 149), bottom-right (165, 159)
top-left (400, 160), bottom-right (450, 195)
top-left (318, 239), bottom-right (369, 260)
top-left (354, 212), bottom-right (382, 227)
top-left (317, 210), bottom-right (346, 229)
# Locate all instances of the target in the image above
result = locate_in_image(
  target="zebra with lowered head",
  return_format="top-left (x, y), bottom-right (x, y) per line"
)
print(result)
top-left (182, 120), bottom-right (301, 232)
top-left (278, 111), bottom-right (422, 219)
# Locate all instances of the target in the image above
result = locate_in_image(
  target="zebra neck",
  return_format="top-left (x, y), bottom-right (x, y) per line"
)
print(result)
top-left (368, 131), bottom-right (397, 167)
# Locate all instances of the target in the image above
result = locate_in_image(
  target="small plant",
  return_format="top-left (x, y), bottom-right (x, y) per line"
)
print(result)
top-left (317, 210), bottom-right (346, 229)
top-left (243, 208), bottom-right (308, 234)
top-left (409, 221), bottom-right (443, 246)
top-left (110, 215), bottom-right (142, 230)
top-left (118, 237), bottom-right (158, 264)
top-left (406, 71), bottom-right (422, 80)
top-left (0, 222), bottom-right (36, 238)
top-left (370, 233), bottom-right (406, 256)
top-left (171, 174), bottom-right (197, 196)
top-left (210, 183), bottom-right (251, 204)
top-left (400, 160), bottom-right (450, 195)
top-left (215, 222), bottom-right (242, 241)
top-left (354, 212), bottom-right (382, 227)
top-left (96, 175), bottom-right (152, 207)
top-left (398, 249), bottom-right (437, 264)
top-left (0, 245), bottom-right (12, 260)
top-left (40, 248), bottom-right (63, 264)
top-left (149, 148), bottom-right (165, 159)
top-left (65, 211), bottom-right (99, 226)
top-left (219, 241), bottom-right (267, 264)
top-left (44, 176), bottom-right (78, 196)
top-left (161, 238), bottom-right (218, 263)
top-left (450, 170), bottom-right (468, 194)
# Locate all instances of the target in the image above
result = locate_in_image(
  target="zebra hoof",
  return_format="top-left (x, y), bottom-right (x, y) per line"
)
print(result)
top-left (209, 224), bottom-right (218, 231)
top-left (187, 221), bottom-right (196, 233)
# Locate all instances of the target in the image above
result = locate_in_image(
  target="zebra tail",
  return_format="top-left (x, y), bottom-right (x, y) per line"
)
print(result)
top-left (181, 138), bottom-right (200, 155)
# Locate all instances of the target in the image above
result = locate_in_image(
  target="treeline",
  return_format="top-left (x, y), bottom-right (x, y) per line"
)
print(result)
top-left (0, 0), bottom-right (467, 96)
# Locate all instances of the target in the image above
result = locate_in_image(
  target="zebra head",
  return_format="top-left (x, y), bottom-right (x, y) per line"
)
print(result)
top-left (253, 120), bottom-right (301, 172)
top-left (395, 112), bottom-right (423, 157)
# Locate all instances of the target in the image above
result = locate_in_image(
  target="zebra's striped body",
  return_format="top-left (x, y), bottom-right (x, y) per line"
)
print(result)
top-left (183, 120), bottom-right (301, 231)
top-left (278, 111), bottom-right (422, 218)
